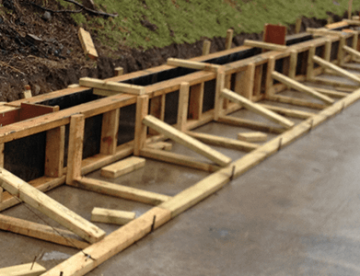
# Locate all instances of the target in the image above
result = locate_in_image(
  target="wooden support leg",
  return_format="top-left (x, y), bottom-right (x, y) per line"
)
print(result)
top-left (45, 126), bottom-right (65, 178)
top-left (253, 64), bottom-right (263, 97)
top-left (214, 69), bottom-right (226, 121)
top-left (225, 29), bottom-right (233, 50)
top-left (188, 83), bottom-right (204, 120)
top-left (289, 50), bottom-right (298, 79)
top-left (177, 82), bottom-right (190, 132)
top-left (223, 74), bottom-right (231, 110)
top-left (265, 57), bottom-right (275, 96)
top-left (66, 114), bottom-right (85, 185)
top-left (338, 35), bottom-right (346, 65)
top-left (100, 109), bottom-right (120, 155)
top-left (134, 95), bottom-right (149, 156)
top-left (306, 45), bottom-right (315, 81)
top-left (234, 63), bottom-right (255, 99)
top-left (324, 39), bottom-right (332, 62)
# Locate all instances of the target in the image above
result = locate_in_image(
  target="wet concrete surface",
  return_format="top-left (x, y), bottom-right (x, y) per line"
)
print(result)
top-left (1, 73), bottom-right (360, 274)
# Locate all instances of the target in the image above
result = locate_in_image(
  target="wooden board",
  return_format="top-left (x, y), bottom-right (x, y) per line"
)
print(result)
top-left (167, 58), bottom-right (219, 71)
top-left (0, 214), bottom-right (89, 249)
top-left (271, 71), bottom-right (334, 104)
top-left (78, 27), bottom-right (98, 59)
top-left (237, 132), bottom-right (268, 142)
top-left (140, 148), bottom-right (220, 173)
top-left (221, 88), bottom-right (295, 128)
top-left (0, 262), bottom-right (46, 276)
top-left (45, 126), bottom-right (65, 177)
top-left (91, 207), bottom-right (136, 225)
top-left (101, 156), bottom-right (146, 178)
top-left (74, 177), bottom-right (171, 205)
top-left (258, 103), bottom-right (316, 119)
top-left (100, 109), bottom-right (120, 155)
top-left (146, 141), bottom-right (172, 151)
top-left (80, 77), bottom-right (145, 95)
top-left (266, 94), bottom-right (326, 110)
top-left (243, 40), bottom-right (288, 51)
top-left (142, 115), bottom-right (232, 167)
top-left (0, 168), bottom-right (106, 244)
top-left (263, 24), bottom-right (287, 45)
top-left (186, 131), bottom-right (259, 152)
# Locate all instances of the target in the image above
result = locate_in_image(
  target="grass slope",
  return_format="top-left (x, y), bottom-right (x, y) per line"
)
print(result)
top-left (61, 0), bottom-right (359, 50)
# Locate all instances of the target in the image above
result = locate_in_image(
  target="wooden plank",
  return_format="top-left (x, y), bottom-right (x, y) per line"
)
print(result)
top-left (225, 29), bottom-right (233, 50)
top-left (45, 126), bottom-right (65, 177)
top-left (221, 88), bottom-right (295, 128)
top-left (188, 83), bottom-right (204, 120)
top-left (187, 131), bottom-right (259, 152)
top-left (134, 95), bottom-right (149, 156)
top-left (234, 63), bottom-right (255, 99)
top-left (41, 207), bottom-right (171, 276)
top-left (0, 168), bottom-right (106, 244)
top-left (343, 45), bottom-right (360, 59)
top-left (0, 262), bottom-right (46, 276)
top-left (100, 109), bottom-right (120, 155)
top-left (313, 55), bottom-right (360, 83)
top-left (325, 21), bottom-right (349, 29)
top-left (217, 115), bottom-right (287, 134)
top-left (101, 156), bottom-right (146, 178)
top-left (66, 114), bottom-right (85, 185)
top-left (140, 148), bottom-right (220, 173)
top-left (177, 82), bottom-right (190, 131)
top-left (289, 50), bottom-right (298, 79)
top-left (142, 115), bottom-right (232, 167)
top-left (0, 214), bottom-right (89, 249)
top-left (19, 102), bottom-right (59, 121)
top-left (338, 35), bottom-right (346, 65)
top-left (78, 27), bottom-right (98, 59)
top-left (307, 87), bottom-right (348, 98)
top-left (237, 132), bottom-right (267, 142)
top-left (243, 40), bottom-right (288, 51)
top-left (343, 19), bottom-right (360, 25)
top-left (324, 39), bottom-right (332, 61)
top-left (91, 207), bottom-right (136, 225)
top-left (266, 94), bottom-right (326, 110)
top-left (271, 71), bottom-right (334, 104)
top-left (149, 94), bottom-right (165, 135)
top-left (167, 58), bottom-right (219, 71)
top-left (79, 77), bottom-right (145, 95)
top-left (73, 177), bottom-right (171, 205)
top-left (146, 141), bottom-right (172, 151)
top-left (306, 28), bottom-right (344, 37)
top-left (214, 69), bottom-right (226, 120)
top-left (259, 103), bottom-right (316, 119)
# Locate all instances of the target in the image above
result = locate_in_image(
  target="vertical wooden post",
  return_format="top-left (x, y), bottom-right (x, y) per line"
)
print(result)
top-left (295, 18), bottom-right (302, 34)
top-left (265, 57), bottom-right (275, 96)
top-left (225, 29), bottom-right (233, 50)
top-left (338, 35), bottom-right (346, 65)
top-left (134, 95), bottom-right (149, 156)
top-left (234, 63), bottom-right (255, 99)
top-left (306, 45), bottom-right (315, 81)
top-left (100, 109), bottom-right (120, 155)
top-left (324, 39), bottom-right (332, 62)
top-left (214, 69), bottom-right (226, 121)
top-left (223, 73), bottom-right (231, 110)
top-left (114, 67), bottom-right (124, 76)
top-left (202, 40), bottom-right (211, 55)
top-left (188, 84), bottom-right (204, 120)
top-left (253, 64), bottom-right (263, 97)
top-left (289, 50), bottom-right (298, 79)
top-left (348, 0), bottom-right (353, 19)
top-left (177, 82), bottom-right (190, 132)
top-left (149, 95), bottom-right (165, 135)
top-left (352, 31), bottom-right (358, 50)
top-left (66, 114), bottom-right (85, 185)
top-left (45, 126), bottom-right (65, 178)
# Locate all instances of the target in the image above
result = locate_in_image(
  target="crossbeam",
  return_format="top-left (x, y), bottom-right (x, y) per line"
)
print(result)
top-left (243, 40), bottom-right (288, 51)
top-left (167, 58), bottom-right (220, 71)
top-left (79, 77), bottom-right (145, 95)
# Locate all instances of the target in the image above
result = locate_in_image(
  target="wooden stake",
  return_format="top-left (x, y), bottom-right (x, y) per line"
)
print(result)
top-left (225, 29), bottom-right (233, 50)
top-left (0, 168), bottom-right (106, 244)
top-left (306, 45), bottom-right (315, 81)
top-left (289, 50), bottom-right (298, 79)
top-left (214, 69), bottom-right (226, 120)
top-left (295, 18), bottom-right (302, 34)
top-left (101, 156), bottom-right (146, 178)
top-left (324, 39), bottom-right (332, 62)
top-left (313, 55), bottom-right (360, 84)
top-left (221, 88), bottom-right (295, 129)
top-left (114, 67), bottom-right (124, 76)
top-left (66, 114), bottom-right (85, 185)
top-left (348, 0), bottom-right (354, 19)
top-left (338, 35), bottom-right (346, 65)
top-left (45, 126), bottom-right (65, 177)
top-left (0, 143), bottom-right (4, 168)
top-left (134, 95), bottom-right (149, 156)
top-left (271, 71), bottom-right (334, 104)
top-left (177, 82), bottom-right (190, 132)
top-left (265, 57), bottom-right (276, 96)
top-left (234, 63), bottom-right (255, 99)
top-left (100, 109), bottom-right (120, 155)
top-left (202, 40), bottom-right (211, 55)
top-left (142, 115), bottom-right (232, 167)
top-left (149, 94), bottom-right (165, 135)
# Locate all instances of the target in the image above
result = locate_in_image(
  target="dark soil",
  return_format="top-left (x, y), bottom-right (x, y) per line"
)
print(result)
top-left (0, 0), bottom-right (349, 101)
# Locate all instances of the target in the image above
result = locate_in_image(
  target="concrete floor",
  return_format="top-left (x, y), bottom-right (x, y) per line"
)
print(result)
top-left (1, 76), bottom-right (360, 275)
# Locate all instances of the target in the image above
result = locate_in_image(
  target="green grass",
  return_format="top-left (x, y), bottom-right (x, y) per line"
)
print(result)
top-left (59, 0), bottom-right (360, 50)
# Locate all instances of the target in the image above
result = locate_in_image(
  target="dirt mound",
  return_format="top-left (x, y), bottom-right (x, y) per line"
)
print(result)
top-left (0, 0), bottom-right (350, 101)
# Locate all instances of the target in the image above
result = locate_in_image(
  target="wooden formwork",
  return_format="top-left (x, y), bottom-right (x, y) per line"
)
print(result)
top-left (1, 20), bottom-right (360, 275)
